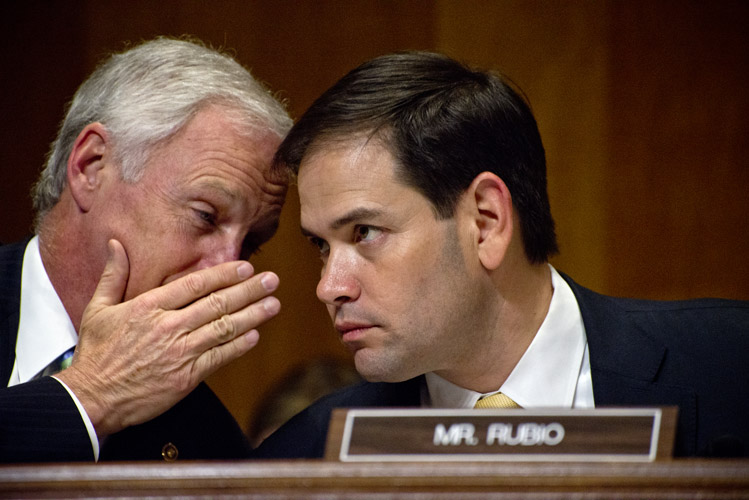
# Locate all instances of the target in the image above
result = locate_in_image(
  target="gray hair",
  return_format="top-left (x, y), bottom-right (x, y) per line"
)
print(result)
top-left (33, 37), bottom-right (292, 224)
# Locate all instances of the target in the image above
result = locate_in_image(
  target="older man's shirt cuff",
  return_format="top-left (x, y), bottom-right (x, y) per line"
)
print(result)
top-left (51, 375), bottom-right (100, 461)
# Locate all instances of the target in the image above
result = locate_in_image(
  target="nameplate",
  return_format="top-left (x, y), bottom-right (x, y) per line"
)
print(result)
top-left (325, 407), bottom-right (677, 462)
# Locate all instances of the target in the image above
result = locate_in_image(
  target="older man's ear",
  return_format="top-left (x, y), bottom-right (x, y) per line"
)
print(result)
top-left (66, 122), bottom-right (111, 213)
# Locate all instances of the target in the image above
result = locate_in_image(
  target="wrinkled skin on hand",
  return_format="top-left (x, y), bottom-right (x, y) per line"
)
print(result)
top-left (56, 239), bottom-right (280, 437)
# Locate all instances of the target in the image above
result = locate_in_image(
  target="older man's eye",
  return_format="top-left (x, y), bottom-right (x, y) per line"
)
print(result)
top-left (196, 210), bottom-right (216, 225)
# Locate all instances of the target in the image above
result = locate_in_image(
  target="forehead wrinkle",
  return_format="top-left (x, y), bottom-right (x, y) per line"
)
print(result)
top-left (196, 179), bottom-right (242, 201)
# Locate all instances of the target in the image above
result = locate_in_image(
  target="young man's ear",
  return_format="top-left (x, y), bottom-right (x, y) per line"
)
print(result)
top-left (67, 122), bottom-right (110, 212)
top-left (463, 171), bottom-right (514, 270)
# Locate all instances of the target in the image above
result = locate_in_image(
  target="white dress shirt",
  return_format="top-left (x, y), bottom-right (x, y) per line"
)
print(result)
top-left (8, 236), bottom-right (100, 459)
top-left (425, 265), bottom-right (595, 409)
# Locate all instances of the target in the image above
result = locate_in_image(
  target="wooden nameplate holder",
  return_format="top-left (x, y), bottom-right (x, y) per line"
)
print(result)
top-left (325, 407), bottom-right (677, 462)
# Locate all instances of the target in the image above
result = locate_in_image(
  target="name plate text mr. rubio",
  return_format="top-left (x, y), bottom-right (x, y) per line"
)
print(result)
top-left (325, 407), bottom-right (677, 462)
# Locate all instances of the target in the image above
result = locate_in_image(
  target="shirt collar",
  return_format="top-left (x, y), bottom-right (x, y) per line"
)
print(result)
top-left (426, 265), bottom-right (586, 409)
top-left (15, 236), bottom-right (77, 383)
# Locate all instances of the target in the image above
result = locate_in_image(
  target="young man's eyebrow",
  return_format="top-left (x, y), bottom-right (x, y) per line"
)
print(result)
top-left (301, 207), bottom-right (385, 237)
top-left (330, 207), bottom-right (384, 230)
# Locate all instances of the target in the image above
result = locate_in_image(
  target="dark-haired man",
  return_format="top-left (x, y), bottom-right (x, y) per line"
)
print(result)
top-left (256, 51), bottom-right (748, 458)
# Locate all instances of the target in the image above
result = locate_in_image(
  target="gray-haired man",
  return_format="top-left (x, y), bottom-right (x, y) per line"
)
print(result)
top-left (0, 37), bottom-right (291, 462)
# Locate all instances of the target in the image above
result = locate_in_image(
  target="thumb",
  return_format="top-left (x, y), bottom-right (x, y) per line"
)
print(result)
top-left (89, 239), bottom-right (130, 309)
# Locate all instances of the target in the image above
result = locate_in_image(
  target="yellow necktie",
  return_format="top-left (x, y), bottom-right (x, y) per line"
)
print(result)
top-left (475, 392), bottom-right (521, 409)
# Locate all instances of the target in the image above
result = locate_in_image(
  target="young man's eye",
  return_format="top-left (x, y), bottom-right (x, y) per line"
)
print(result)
top-left (354, 225), bottom-right (381, 242)
top-left (309, 237), bottom-right (330, 256)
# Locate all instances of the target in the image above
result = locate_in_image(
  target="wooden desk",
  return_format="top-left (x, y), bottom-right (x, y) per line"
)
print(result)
top-left (1, 459), bottom-right (747, 499)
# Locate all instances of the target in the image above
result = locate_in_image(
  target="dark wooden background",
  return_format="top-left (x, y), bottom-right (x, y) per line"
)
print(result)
top-left (1, 0), bottom-right (746, 436)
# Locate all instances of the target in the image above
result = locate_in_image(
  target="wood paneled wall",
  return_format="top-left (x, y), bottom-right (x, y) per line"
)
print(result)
top-left (1, 1), bottom-right (746, 436)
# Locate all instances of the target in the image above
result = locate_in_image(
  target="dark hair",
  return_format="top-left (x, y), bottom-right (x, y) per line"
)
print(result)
top-left (276, 51), bottom-right (558, 263)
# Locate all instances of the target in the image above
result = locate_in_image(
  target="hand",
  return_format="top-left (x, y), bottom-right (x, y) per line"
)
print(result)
top-left (55, 239), bottom-right (280, 437)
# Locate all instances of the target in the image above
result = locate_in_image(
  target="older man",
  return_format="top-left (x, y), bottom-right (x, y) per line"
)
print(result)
top-left (0, 38), bottom-right (291, 462)
top-left (256, 51), bottom-right (748, 458)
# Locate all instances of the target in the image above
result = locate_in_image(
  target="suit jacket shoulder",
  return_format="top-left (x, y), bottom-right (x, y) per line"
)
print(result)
top-left (563, 273), bottom-right (749, 457)
top-left (254, 377), bottom-right (423, 459)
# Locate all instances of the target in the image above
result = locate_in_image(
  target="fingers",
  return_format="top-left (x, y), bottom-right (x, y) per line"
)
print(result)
top-left (182, 272), bottom-right (281, 353)
top-left (88, 239), bottom-right (130, 310)
top-left (151, 261), bottom-right (256, 311)
top-left (195, 329), bottom-right (261, 377)
top-left (67, 250), bottom-right (283, 436)
top-left (193, 293), bottom-right (280, 354)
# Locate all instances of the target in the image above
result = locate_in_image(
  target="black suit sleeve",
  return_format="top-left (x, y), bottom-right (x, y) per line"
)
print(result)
top-left (1, 379), bottom-right (250, 463)
top-left (0, 377), bottom-right (94, 463)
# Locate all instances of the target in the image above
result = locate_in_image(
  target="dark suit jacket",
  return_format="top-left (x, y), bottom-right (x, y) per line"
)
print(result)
top-left (0, 239), bottom-right (250, 463)
top-left (255, 273), bottom-right (749, 459)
